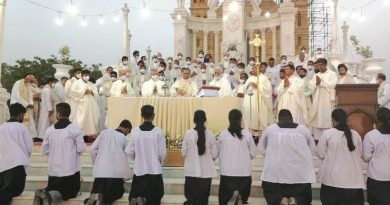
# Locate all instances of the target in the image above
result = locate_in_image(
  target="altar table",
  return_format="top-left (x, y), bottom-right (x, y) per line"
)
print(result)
top-left (106, 97), bottom-right (241, 139)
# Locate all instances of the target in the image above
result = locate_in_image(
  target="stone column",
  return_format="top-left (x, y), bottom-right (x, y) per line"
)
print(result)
top-left (122, 3), bottom-right (130, 59)
top-left (0, 0), bottom-right (9, 124)
top-left (203, 30), bottom-right (209, 54)
top-left (249, 30), bottom-right (254, 58)
top-left (341, 21), bottom-right (349, 61)
top-left (271, 26), bottom-right (277, 58)
top-left (0, 0), bottom-right (6, 86)
top-left (261, 28), bottom-right (266, 62)
top-left (330, 0), bottom-right (339, 54)
top-left (214, 31), bottom-right (220, 63)
top-left (146, 46), bottom-right (152, 68)
top-left (192, 30), bottom-right (197, 59)
top-left (278, 2), bottom-right (297, 60)
top-left (171, 8), bottom-right (190, 58)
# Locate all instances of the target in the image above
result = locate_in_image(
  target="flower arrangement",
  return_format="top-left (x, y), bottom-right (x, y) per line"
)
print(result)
top-left (165, 134), bottom-right (183, 149)
top-left (350, 35), bottom-right (373, 58)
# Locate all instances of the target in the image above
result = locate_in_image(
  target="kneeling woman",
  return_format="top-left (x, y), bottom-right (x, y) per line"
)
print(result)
top-left (217, 109), bottom-right (257, 205)
top-left (181, 110), bottom-right (218, 205)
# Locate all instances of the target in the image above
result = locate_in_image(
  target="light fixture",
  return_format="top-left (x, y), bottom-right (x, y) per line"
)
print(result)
top-left (140, 7), bottom-right (150, 18)
top-left (66, 0), bottom-right (78, 16)
top-left (113, 14), bottom-right (120, 22)
top-left (265, 11), bottom-right (271, 18)
top-left (54, 12), bottom-right (64, 26)
top-left (229, 1), bottom-right (239, 12)
top-left (176, 14), bottom-right (182, 20)
top-left (98, 16), bottom-right (106, 25)
top-left (80, 16), bottom-right (87, 27)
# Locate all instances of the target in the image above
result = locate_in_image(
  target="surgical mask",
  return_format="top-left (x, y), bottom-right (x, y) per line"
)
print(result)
top-left (215, 76), bottom-right (222, 80)
top-left (307, 65), bottom-right (314, 70)
top-left (140, 69), bottom-right (146, 74)
top-left (167, 60), bottom-right (173, 63)
top-left (111, 77), bottom-right (117, 82)
top-left (151, 75), bottom-right (158, 81)
top-left (239, 68), bottom-right (244, 73)
top-left (201, 69), bottom-right (207, 73)
top-left (158, 76), bottom-right (165, 81)
top-left (177, 56), bottom-right (183, 60)
top-left (317, 51), bottom-right (322, 55)
top-left (122, 60), bottom-right (129, 65)
top-left (153, 58), bottom-right (158, 63)
top-left (239, 79), bottom-right (245, 84)
top-left (281, 59), bottom-right (288, 66)
top-left (82, 76), bottom-right (90, 82)
top-left (186, 61), bottom-right (191, 65)
top-left (224, 56), bottom-right (229, 61)
top-left (173, 64), bottom-right (179, 68)
top-left (249, 61), bottom-right (255, 66)
top-left (198, 54), bottom-right (204, 58)
top-left (230, 64), bottom-right (236, 69)
top-left (159, 67), bottom-right (165, 72)
top-left (120, 76), bottom-right (127, 81)
top-left (76, 73), bottom-right (81, 79)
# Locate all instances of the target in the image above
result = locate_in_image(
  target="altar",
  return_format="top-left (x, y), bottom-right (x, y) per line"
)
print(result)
top-left (106, 97), bottom-right (241, 141)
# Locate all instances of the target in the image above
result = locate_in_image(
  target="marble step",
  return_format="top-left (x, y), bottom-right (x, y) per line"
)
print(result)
top-left (11, 192), bottom-right (326, 205)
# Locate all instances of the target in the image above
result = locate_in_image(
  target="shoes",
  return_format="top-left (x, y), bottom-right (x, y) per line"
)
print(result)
top-left (86, 193), bottom-right (104, 205)
top-left (32, 189), bottom-right (43, 205)
top-left (280, 197), bottom-right (289, 205)
top-left (136, 197), bottom-right (145, 205)
top-left (129, 198), bottom-right (137, 205)
top-left (228, 190), bottom-right (242, 205)
top-left (288, 197), bottom-right (297, 205)
top-left (41, 190), bottom-right (52, 205)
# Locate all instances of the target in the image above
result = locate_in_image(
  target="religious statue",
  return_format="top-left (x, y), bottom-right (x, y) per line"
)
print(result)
top-left (208, 0), bottom-right (221, 18)
top-left (251, 0), bottom-right (262, 17)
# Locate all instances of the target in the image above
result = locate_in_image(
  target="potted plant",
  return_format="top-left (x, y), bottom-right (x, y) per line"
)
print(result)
top-left (53, 45), bottom-right (72, 80)
top-left (350, 35), bottom-right (385, 83)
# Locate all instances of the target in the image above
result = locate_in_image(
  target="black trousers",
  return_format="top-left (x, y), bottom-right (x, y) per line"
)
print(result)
top-left (129, 174), bottom-right (164, 205)
top-left (184, 177), bottom-right (212, 205)
top-left (262, 181), bottom-right (312, 205)
top-left (91, 178), bottom-right (125, 204)
top-left (218, 175), bottom-right (252, 205)
top-left (45, 171), bottom-right (80, 200)
top-left (320, 184), bottom-right (364, 205)
top-left (367, 177), bottom-right (390, 205)
top-left (0, 166), bottom-right (26, 205)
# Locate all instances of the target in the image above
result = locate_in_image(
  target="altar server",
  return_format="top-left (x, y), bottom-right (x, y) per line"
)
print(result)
top-left (0, 103), bottom-right (33, 205)
top-left (316, 108), bottom-right (364, 205)
top-left (71, 69), bottom-right (100, 137)
top-left (142, 69), bottom-right (166, 97)
top-left (308, 58), bottom-right (338, 141)
top-left (10, 73), bottom-right (37, 138)
top-left (181, 110), bottom-right (218, 205)
top-left (37, 77), bottom-right (56, 139)
top-left (64, 68), bottom-right (81, 122)
top-left (37, 103), bottom-right (86, 204)
top-left (217, 109), bottom-right (257, 205)
top-left (276, 64), bottom-right (307, 124)
top-left (111, 70), bottom-right (136, 97)
top-left (126, 105), bottom-right (166, 205)
top-left (259, 109), bottom-right (316, 205)
top-left (209, 66), bottom-right (233, 97)
top-left (170, 67), bottom-right (199, 97)
top-left (85, 120), bottom-right (132, 205)
top-left (363, 107), bottom-right (390, 205)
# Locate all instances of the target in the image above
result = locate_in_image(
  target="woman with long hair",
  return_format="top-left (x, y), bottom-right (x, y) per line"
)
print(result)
top-left (217, 109), bottom-right (257, 205)
top-left (181, 110), bottom-right (218, 205)
top-left (363, 107), bottom-right (390, 204)
top-left (316, 108), bottom-right (365, 205)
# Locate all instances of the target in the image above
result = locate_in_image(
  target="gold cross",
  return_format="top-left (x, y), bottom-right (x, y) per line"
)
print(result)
top-left (249, 34), bottom-right (262, 48)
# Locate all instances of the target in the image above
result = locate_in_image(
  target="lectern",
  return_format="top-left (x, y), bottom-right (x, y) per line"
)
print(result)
top-left (335, 84), bottom-right (379, 138)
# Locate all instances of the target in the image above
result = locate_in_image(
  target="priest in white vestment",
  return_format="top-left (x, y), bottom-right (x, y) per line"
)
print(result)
top-left (276, 64), bottom-right (307, 124)
top-left (64, 68), bottom-right (82, 122)
top-left (209, 66), bottom-right (233, 97)
top-left (242, 66), bottom-right (274, 134)
top-left (170, 67), bottom-right (199, 97)
top-left (37, 78), bottom-right (56, 138)
top-left (71, 70), bottom-right (100, 137)
top-left (308, 58), bottom-right (338, 141)
top-left (96, 68), bottom-right (115, 132)
top-left (111, 70), bottom-right (136, 97)
top-left (337, 64), bottom-right (356, 84)
top-left (297, 67), bottom-right (313, 113)
top-left (194, 64), bottom-right (213, 88)
top-left (133, 66), bottom-right (149, 96)
top-left (10, 74), bottom-right (37, 138)
top-left (377, 73), bottom-right (390, 109)
top-left (142, 69), bottom-right (167, 97)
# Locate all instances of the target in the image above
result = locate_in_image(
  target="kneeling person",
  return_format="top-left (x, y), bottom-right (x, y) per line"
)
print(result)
top-left (85, 119), bottom-right (132, 205)
top-left (35, 103), bottom-right (86, 204)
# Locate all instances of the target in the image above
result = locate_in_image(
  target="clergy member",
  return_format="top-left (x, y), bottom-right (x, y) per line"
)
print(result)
top-left (85, 119), bottom-right (132, 205)
top-left (170, 67), bottom-right (199, 97)
top-left (133, 65), bottom-right (149, 96)
top-left (194, 63), bottom-right (213, 88)
top-left (337, 64), bottom-right (355, 84)
top-left (10, 73), bottom-right (38, 138)
top-left (37, 77), bottom-right (56, 139)
top-left (64, 68), bottom-right (82, 122)
top-left (52, 76), bottom-right (67, 107)
top-left (276, 64), bottom-right (307, 124)
top-left (259, 109), bottom-right (316, 205)
top-left (126, 105), bottom-right (166, 205)
top-left (37, 103), bottom-right (86, 204)
top-left (0, 103), bottom-right (33, 205)
top-left (308, 58), bottom-right (338, 141)
top-left (71, 69), bottom-right (100, 138)
top-left (142, 69), bottom-right (167, 97)
top-left (297, 67), bottom-right (313, 113)
top-left (377, 73), bottom-right (390, 109)
top-left (209, 66), bottom-right (233, 97)
top-left (111, 70), bottom-right (136, 97)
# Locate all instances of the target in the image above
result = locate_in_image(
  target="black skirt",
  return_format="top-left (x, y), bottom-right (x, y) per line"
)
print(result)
top-left (184, 177), bottom-right (212, 205)
top-left (91, 178), bottom-right (125, 204)
top-left (46, 171), bottom-right (80, 200)
top-left (0, 165), bottom-right (26, 205)
top-left (129, 174), bottom-right (164, 205)
top-left (218, 175), bottom-right (252, 205)
top-left (261, 181), bottom-right (312, 205)
top-left (367, 177), bottom-right (390, 205)
top-left (320, 184), bottom-right (364, 205)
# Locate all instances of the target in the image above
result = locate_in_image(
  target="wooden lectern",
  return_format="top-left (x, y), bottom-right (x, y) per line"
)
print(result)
top-left (335, 84), bottom-right (379, 138)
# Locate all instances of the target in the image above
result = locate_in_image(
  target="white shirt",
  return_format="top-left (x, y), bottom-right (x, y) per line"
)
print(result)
top-left (209, 77), bottom-right (233, 97)
top-left (141, 79), bottom-right (167, 97)
top-left (125, 126), bottom-right (167, 176)
top-left (378, 82), bottom-right (390, 109)
top-left (53, 82), bottom-right (65, 103)
top-left (41, 122), bottom-right (86, 177)
top-left (363, 129), bottom-right (390, 181)
top-left (0, 122), bottom-right (33, 173)
top-left (91, 129), bottom-right (131, 178)
top-left (217, 128), bottom-right (257, 176)
top-left (181, 129), bottom-right (218, 178)
top-left (258, 124), bottom-right (316, 183)
top-left (316, 128), bottom-right (365, 189)
top-left (266, 66), bottom-right (280, 86)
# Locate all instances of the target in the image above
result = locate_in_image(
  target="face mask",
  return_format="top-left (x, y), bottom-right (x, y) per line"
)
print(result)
top-left (76, 73), bottom-right (81, 79)
top-left (317, 51), bottom-right (322, 55)
top-left (230, 64), bottom-right (236, 69)
top-left (249, 61), bottom-right (255, 66)
top-left (177, 56), bottom-right (183, 60)
top-left (215, 76), bottom-right (222, 80)
top-left (239, 68), bottom-right (244, 73)
top-left (122, 60), bottom-right (129, 65)
top-left (120, 76), bottom-right (127, 81)
top-left (153, 59), bottom-right (158, 63)
top-left (151, 75), bottom-right (158, 81)
top-left (159, 67), bottom-right (165, 71)
top-left (239, 79), bottom-right (245, 84)
top-left (82, 76), bottom-right (90, 82)
top-left (201, 69), bottom-right (207, 73)
top-left (167, 60), bottom-right (173, 64)
top-left (140, 69), bottom-right (146, 74)
top-left (307, 65), bottom-right (314, 70)
top-left (173, 64), bottom-right (179, 68)
top-left (186, 61), bottom-right (191, 65)
top-left (158, 76), bottom-right (165, 81)
top-left (224, 56), bottom-right (229, 61)
top-left (281, 59), bottom-right (288, 66)
top-left (198, 54), bottom-right (204, 58)
top-left (111, 77), bottom-right (117, 82)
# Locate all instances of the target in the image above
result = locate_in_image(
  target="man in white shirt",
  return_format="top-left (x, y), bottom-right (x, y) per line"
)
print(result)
top-left (0, 103), bottom-right (33, 205)
top-left (130, 50), bottom-right (140, 76)
top-left (111, 70), bottom-right (136, 97)
top-left (294, 52), bottom-right (307, 69)
top-left (37, 77), bottom-right (56, 139)
top-left (266, 57), bottom-right (279, 89)
top-left (133, 65), bottom-right (149, 96)
top-left (259, 109), bottom-right (316, 205)
top-left (194, 63), bottom-right (213, 88)
top-left (64, 68), bottom-right (82, 122)
top-left (37, 102), bottom-right (86, 204)
top-left (377, 73), bottom-right (390, 109)
top-left (85, 120), bottom-right (132, 205)
top-left (142, 69), bottom-right (167, 97)
top-left (170, 67), bottom-right (199, 97)
top-left (337, 64), bottom-right (355, 84)
top-left (209, 67), bottom-right (233, 97)
top-left (52, 77), bottom-right (67, 107)
top-left (126, 105), bottom-right (166, 205)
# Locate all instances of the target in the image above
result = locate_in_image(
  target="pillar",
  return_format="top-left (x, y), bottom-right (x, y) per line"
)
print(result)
top-left (261, 28), bottom-right (266, 62)
top-left (271, 26), bottom-right (277, 58)
top-left (122, 3), bottom-right (130, 59)
top-left (279, 2), bottom-right (297, 60)
top-left (0, 0), bottom-right (9, 124)
top-left (203, 30), bottom-right (209, 54)
top-left (214, 31), bottom-right (220, 63)
top-left (249, 30), bottom-right (254, 58)
top-left (192, 30), bottom-right (197, 59)
top-left (330, 0), bottom-right (339, 54)
top-left (341, 21), bottom-right (349, 61)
